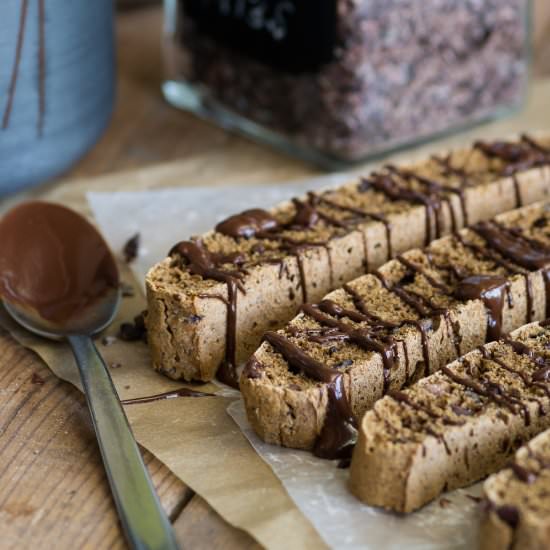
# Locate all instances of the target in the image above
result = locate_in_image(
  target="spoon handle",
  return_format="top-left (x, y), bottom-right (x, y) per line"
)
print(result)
top-left (68, 334), bottom-right (179, 550)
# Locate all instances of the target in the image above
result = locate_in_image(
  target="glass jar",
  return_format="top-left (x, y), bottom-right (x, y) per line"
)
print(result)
top-left (163, 0), bottom-right (530, 168)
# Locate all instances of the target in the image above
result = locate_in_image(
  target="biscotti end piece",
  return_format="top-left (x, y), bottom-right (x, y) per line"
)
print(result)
top-left (242, 358), bottom-right (329, 450)
top-left (349, 321), bottom-right (550, 513)
top-left (348, 429), bottom-right (423, 513)
top-left (480, 428), bottom-right (550, 550)
top-left (146, 247), bottom-right (328, 382)
top-left (146, 258), bottom-right (225, 381)
top-left (349, 388), bottom-right (510, 513)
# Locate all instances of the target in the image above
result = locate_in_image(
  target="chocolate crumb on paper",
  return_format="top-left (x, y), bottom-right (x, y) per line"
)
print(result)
top-left (120, 282), bottom-right (135, 297)
top-left (439, 498), bottom-right (451, 508)
top-left (122, 233), bottom-right (140, 263)
top-left (337, 458), bottom-right (351, 469)
top-left (119, 311), bottom-right (148, 342)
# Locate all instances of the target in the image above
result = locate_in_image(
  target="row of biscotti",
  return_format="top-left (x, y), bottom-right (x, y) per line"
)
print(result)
top-left (146, 135), bottom-right (550, 387)
top-left (240, 201), bottom-right (550, 458)
top-left (349, 321), bottom-right (550, 549)
top-left (349, 320), bottom-right (550, 512)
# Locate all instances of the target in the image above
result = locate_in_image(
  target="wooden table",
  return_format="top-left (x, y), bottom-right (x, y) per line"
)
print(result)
top-left (2, 5), bottom-right (550, 549)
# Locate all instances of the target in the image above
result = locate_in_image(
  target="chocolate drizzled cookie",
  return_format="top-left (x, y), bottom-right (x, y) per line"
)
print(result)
top-left (241, 201), bottom-right (550, 458)
top-left (146, 135), bottom-right (550, 388)
top-left (350, 321), bottom-right (550, 512)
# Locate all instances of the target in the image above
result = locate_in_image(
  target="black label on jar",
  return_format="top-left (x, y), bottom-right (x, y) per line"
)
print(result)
top-left (181, 0), bottom-right (337, 73)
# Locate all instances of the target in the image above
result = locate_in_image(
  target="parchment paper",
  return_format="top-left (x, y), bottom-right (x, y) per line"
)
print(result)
top-left (228, 401), bottom-right (482, 550)
top-left (84, 183), bottom-right (484, 549)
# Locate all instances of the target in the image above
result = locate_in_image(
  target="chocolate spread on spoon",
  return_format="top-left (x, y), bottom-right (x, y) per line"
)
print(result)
top-left (0, 201), bottom-right (118, 323)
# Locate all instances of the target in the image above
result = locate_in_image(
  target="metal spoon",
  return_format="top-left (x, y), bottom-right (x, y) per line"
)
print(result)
top-left (0, 201), bottom-right (179, 550)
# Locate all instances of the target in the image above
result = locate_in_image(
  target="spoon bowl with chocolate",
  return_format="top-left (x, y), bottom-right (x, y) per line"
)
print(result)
top-left (0, 201), bottom-right (179, 550)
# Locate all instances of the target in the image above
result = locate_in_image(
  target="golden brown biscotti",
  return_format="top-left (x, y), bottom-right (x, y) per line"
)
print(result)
top-left (349, 321), bottom-right (550, 513)
top-left (241, 202), bottom-right (550, 457)
top-left (146, 135), bottom-right (550, 385)
top-left (480, 428), bottom-right (550, 550)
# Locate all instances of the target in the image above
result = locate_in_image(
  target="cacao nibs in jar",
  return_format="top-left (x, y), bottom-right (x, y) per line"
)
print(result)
top-left (173, 0), bottom-right (528, 161)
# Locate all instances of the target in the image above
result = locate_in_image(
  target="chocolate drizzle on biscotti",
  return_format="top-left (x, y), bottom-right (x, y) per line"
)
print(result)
top-left (480, 348), bottom-right (541, 423)
top-left (371, 269), bottom-right (434, 378)
top-left (471, 220), bottom-right (550, 321)
top-left (440, 362), bottom-right (531, 425)
top-left (215, 208), bottom-right (280, 238)
top-left (360, 173), bottom-right (444, 246)
top-left (355, 322), bottom-right (550, 511)
top-left (164, 136), bottom-right (550, 392)
top-left (315, 195), bottom-right (394, 262)
top-left (302, 302), bottom-right (399, 395)
top-left (397, 325), bottom-right (550, 444)
top-left (244, 202), bottom-right (550, 459)
top-left (386, 165), bottom-right (468, 234)
top-left (455, 275), bottom-right (509, 342)
top-left (262, 331), bottom-right (357, 459)
top-left (475, 135), bottom-right (550, 179)
top-left (169, 240), bottom-right (246, 387)
top-left (472, 221), bottom-right (550, 271)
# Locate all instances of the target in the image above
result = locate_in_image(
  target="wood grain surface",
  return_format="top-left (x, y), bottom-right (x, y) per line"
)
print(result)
top-left (1, 4), bottom-right (550, 549)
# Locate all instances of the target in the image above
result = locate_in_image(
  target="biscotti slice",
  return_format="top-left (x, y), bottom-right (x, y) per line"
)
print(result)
top-left (147, 135), bottom-right (550, 385)
top-left (480, 428), bottom-right (550, 550)
top-left (241, 201), bottom-right (550, 458)
top-left (349, 321), bottom-right (550, 513)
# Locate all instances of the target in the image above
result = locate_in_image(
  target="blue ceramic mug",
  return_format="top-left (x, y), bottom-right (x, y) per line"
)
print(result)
top-left (0, 0), bottom-right (115, 195)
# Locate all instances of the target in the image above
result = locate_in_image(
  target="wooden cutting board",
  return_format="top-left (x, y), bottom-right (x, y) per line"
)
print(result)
top-left (1, 67), bottom-right (550, 550)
